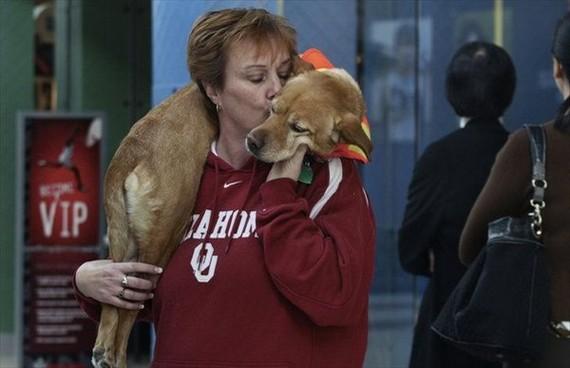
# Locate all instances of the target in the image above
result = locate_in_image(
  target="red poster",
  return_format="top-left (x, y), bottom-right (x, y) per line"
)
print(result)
top-left (22, 114), bottom-right (104, 368)
top-left (27, 118), bottom-right (101, 245)
top-left (25, 252), bottom-right (98, 352)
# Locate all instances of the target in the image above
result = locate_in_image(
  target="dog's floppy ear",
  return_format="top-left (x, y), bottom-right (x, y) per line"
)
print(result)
top-left (291, 55), bottom-right (315, 76)
top-left (336, 113), bottom-right (373, 160)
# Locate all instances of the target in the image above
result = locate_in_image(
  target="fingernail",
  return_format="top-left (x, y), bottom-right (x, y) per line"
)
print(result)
top-left (139, 304), bottom-right (145, 309)
top-left (155, 267), bottom-right (163, 274)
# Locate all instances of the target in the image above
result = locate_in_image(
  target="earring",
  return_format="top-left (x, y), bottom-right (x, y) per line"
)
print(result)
top-left (215, 103), bottom-right (222, 113)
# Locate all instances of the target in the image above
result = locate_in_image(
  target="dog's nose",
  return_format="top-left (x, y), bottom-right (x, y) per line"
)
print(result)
top-left (246, 133), bottom-right (264, 154)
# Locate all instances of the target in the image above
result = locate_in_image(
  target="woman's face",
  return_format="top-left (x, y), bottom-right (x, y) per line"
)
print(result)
top-left (212, 39), bottom-right (292, 138)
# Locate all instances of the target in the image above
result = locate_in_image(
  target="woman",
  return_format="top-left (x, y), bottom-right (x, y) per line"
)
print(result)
top-left (460, 13), bottom-right (570, 368)
top-left (399, 41), bottom-right (514, 368)
top-left (74, 8), bottom-right (375, 368)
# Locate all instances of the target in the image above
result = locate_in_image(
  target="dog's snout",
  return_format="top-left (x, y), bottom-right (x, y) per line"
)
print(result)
top-left (246, 133), bottom-right (265, 154)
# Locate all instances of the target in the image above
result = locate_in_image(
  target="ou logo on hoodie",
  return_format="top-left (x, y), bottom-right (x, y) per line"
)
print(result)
top-left (190, 242), bottom-right (218, 283)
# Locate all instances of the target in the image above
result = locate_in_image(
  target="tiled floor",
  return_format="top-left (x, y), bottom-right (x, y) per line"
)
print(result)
top-left (1, 293), bottom-right (416, 368)
top-left (364, 293), bottom-right (414, 368)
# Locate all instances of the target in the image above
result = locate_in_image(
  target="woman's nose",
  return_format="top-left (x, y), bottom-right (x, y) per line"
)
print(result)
top-left (266, 74), bottom-right (282, 100)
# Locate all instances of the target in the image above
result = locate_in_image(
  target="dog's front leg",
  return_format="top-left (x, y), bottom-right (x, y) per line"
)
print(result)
top-left (93, 304), bottom-right (119, 368)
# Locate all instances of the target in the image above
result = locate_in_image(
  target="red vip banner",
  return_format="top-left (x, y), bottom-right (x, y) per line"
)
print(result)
top-left (22, 114), bottom-right (104, 367)
top-left (27, 118), bottom-right (101, 245)
top-left (25, 252), bottom-right (98, 354)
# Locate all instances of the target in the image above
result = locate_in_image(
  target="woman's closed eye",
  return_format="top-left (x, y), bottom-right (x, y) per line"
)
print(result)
top-left (249, 74), bottom-right (266, 84)
top-left (248, 71), bottom-right (290, 85)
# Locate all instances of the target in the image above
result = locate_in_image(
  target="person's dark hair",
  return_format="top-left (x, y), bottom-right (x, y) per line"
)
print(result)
top-left (551, 13), bottom-right (570, 133)
top-left (187, 8), bottom-right (297, 117)
top-left (446, 41), bottom-right (516, 119)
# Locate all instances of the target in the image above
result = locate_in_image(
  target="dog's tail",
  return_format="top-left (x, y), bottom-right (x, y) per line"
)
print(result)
top-left (105, 168), bottom-right (138, 262)
top-left (123, 164), bottom-right (162, 261)
top-left (104, 151), bottom-right (158, 262)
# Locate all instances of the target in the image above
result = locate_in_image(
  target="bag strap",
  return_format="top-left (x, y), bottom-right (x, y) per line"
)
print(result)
top-left (524, 124), bottom-right (547, 239)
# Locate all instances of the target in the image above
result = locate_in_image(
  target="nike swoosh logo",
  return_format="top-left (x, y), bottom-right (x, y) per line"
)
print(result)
top-left (223, 180), bottom-right (243, 189)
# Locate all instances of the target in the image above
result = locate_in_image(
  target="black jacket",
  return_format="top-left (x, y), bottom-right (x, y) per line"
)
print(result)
top-left (398, 118), bottom-right (508, 368)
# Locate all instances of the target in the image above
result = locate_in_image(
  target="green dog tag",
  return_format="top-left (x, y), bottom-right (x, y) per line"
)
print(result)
top-left (298, 159), bottom-right (313, 185)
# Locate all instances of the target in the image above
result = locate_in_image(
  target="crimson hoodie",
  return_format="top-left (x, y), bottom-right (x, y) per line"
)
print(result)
top-left (74, 148), bottom-right (376, 368)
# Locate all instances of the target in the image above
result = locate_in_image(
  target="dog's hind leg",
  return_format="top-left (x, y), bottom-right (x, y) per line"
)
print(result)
top-left (114, 309), bottom-right (138, 368)
top-left (93, 167), bottom-right (148, 368)
top-left (105, 157), bottom-right (203, 367)
top-left (111, 166), bottom-right (163, 368)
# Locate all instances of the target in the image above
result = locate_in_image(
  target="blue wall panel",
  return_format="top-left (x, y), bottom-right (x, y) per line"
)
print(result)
top-left (152, 0), bottom-right (278, 105)
top-left (151, 0), bottom-right (358, 105)
top-left (283, 0), bottom-right (357, 77)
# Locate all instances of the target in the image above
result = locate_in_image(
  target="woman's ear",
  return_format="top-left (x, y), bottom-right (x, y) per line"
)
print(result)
top-left (553, 57), bottom-right (570, 98)
top-left (203, 81), bottom-right (220, 106)
top-left (553, 57), bottom-right (564, 80)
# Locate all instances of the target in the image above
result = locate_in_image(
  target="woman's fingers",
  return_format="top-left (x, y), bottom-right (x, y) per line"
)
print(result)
top-left (117, 287), bottom-right (153, 302)
top-left (121, 275), bottom-right (154, 291)
top-left (111, 296), bottom-right (147, 311)
top-left (266, 145), bottom-right (308, 182)
top-left (116, 262), bottom-right (162, 292)
top-left (119, 262), bottom-right (163, 276)
top-left (111, 262), bottom-right (161, 309)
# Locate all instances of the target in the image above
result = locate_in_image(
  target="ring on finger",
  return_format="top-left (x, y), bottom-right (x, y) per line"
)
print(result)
top-left (118, 287), bottom-right (126, 299)
top-left (121, 275), bottom-right (129, 287)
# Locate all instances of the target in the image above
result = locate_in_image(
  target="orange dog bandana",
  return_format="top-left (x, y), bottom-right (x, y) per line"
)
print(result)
top-left (299, 48), bottom-right (372, 164)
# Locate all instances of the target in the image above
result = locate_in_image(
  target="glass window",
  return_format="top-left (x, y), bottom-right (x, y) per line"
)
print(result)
top-left (362, 1), bottom-right (566, 366)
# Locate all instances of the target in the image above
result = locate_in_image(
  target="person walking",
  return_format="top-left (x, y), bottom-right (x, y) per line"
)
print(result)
top-left (399, 41), bottom-right (516, 368)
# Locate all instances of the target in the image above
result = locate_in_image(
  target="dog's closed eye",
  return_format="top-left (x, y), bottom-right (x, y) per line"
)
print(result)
top-left (290, 121), bottom-right (309, 134)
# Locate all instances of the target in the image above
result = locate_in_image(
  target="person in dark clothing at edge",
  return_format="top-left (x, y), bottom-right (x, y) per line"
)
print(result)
top-left (460, 13), bottom-right (570, 368)
top-left (72, 8), bottom-right (376, 368)
top-left (398, 41), bottom-right (516, 368)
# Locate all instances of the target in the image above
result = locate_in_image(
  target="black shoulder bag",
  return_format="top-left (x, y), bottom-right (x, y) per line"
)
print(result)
top-left (431, 125), bottom-right (550, 362)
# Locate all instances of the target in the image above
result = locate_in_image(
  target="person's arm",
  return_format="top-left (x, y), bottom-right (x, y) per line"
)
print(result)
top-left (459, 130), bottom-right (531, 265)
top-left (73, 259), bottom-right (162, 322)
top-left (258, 157), bottom-right (375, 327)
top-left (398, 144), bottom-right (444, 276)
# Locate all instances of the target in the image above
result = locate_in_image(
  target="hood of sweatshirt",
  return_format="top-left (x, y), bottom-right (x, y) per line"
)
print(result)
top-left (200, 142), bottom-right (273, 253)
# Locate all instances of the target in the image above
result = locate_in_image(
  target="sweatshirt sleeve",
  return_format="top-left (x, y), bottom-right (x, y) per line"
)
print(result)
top-left (72, 269), bottom-right (154, 322)
top-left (459, 129), bottom-right (531, 265)
top-left (398, 144), bottom-right (444, 276)
top-left (256, 158), bottom-right (375, 327)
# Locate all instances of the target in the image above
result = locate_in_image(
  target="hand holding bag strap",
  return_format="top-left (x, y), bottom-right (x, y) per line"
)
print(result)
top-left (524, 125), bottom-right (547, 239)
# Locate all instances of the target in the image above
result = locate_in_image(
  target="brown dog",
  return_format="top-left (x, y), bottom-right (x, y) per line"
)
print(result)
top-left (246, 68), bottom-right (372, 163)
top-left (92, 84), bottom-right (217, 368)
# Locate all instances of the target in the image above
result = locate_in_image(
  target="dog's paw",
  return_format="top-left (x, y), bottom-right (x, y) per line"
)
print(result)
top-left (92, 348), bottom-right (114, 368)
top-left (99, 361), bottom-right (113, 368)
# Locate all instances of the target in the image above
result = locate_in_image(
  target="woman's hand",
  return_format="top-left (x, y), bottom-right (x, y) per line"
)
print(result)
top-left (75, 259), bottom-right (163, 310)
top-left (266, 145), bottom-right (307, 182)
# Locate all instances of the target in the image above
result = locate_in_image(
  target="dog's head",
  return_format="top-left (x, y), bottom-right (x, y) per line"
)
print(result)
top-left (246, 68), bottom-right (372, 163)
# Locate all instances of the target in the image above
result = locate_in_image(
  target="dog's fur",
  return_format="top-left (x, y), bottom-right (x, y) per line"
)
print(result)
top-left (246, 68), bottom-right (372, 163)
top-left (93, 84), bottom-right (217, 368)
